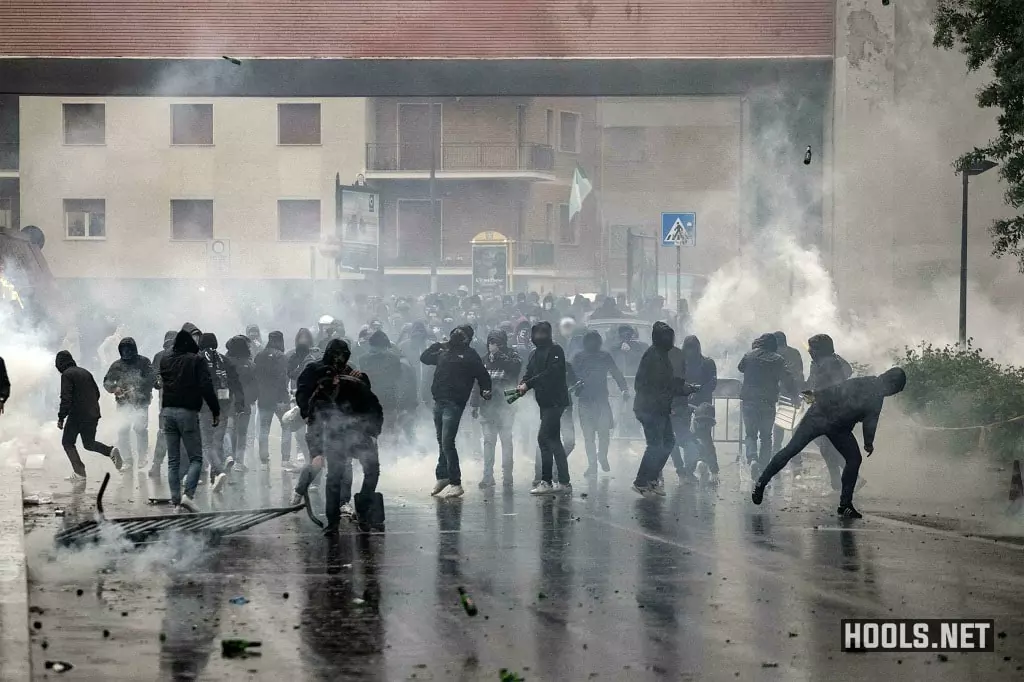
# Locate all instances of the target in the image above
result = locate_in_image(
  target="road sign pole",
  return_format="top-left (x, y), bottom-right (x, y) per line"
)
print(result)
top-left (675, 244), bottom-right (681, 309)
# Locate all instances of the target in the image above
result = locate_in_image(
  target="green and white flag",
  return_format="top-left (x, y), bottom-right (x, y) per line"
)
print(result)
top-left (568, 166), bottom-right (593, 221)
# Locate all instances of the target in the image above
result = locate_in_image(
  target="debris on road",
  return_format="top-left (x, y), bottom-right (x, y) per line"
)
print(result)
top-left (458, 586), bottom-right (478, 616)
top-left (499, 669), bottom-right (525, 682)
top-left (229, 596), bottom-right (250, 605)
top-left (23, 493), bottom-right (53, 505)
top-left (221, 639), bottom-right (262, 658)
top-left (44, 661), bottom-right (73, 673)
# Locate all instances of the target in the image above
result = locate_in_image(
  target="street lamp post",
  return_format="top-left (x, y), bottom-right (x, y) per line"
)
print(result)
top-left (959, 159), bottom-right (997, 348)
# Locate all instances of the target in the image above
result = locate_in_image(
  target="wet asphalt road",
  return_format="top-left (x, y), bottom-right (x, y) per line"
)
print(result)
top-left (22, 450), bottom-right (1024, 682)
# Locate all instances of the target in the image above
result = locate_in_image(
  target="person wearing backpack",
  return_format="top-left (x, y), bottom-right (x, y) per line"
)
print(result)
top-left (198, 333), bottom-right (245, 492)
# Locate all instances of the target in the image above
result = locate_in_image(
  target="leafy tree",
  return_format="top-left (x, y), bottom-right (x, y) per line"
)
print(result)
top-left (933, 0), bottom-right (1024, 268)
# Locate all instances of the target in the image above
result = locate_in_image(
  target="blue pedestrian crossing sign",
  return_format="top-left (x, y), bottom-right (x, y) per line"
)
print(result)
top-left (662, 212), bottom-right (696, 246)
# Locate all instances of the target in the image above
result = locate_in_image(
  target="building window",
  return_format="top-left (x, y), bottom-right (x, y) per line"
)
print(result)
top-left (171, 104), bottom-right (214, 145)
top-left (559, 203), bottom-right (578, 245)
top-left (545, 109), bottom-right (555, 147)
top-left (559, 111), bottom-right (581, 153)
top-left (278, 200), bottom-right (321, 241)
top-left (64, 199), bottom-right (105, 239)
top-left (279, 103), bottom-right (321, 145)
top-left (63, 104), bottom-right (105, 145)
top-left (171, 199), bottom-right (214, 240)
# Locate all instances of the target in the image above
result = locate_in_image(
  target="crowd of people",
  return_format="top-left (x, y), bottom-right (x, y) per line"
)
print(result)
top-left (0, 287), bottom-right (905, 533)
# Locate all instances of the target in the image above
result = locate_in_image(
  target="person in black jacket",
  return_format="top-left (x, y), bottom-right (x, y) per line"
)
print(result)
top-left (572, 330), bottom-right (628, 477)
top-left (255, 330), bottom-right (300, 470)
top-left (678, 335), bottom-right (719, 482)
top-left (420, 325), bottom-right (492, 499)
top-left (160, 329), bottom-right (219, 512)
top-left (753, 368), bottom-right (907, 518)
top-left (360, 330), bottom-right (403, 435)
top-left (471, 329), bottom-right (522, 489)
top-left (517, 321), bottom-right (572, 495)
top-left (148, 331), bottom-right (177, 476)
top-left (102, 337), bottom-right (156, 470)
top-left (807, 333), bottom-right (855, 491)
top-left (631, 322), bottom-right (696, 495)
top-left (772, 330), bottom-right (806, 455)
top-left (295, 338), bottom-right (382, 534)
top-left (738, 333), bottom-right (791, 480)
top-left (225, 335), bottom-right (258, 470)
top-left (198, 333), bottom-right (243, 492)
top-left (0, 355), bottom-right (8, 415)
top-left (56, 350), bottom-right (120, 480)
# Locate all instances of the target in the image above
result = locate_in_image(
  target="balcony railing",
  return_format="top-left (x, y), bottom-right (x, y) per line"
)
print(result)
top-left (367, 143), bottom-right (554, 174)
top-left (517, 240), bottom-right (555, 268)
top-left (0, 143), bottom-right (17, 172)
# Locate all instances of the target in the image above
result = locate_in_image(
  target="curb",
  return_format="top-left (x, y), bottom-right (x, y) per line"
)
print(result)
top-left (0, 460), bottom-right (30, 680)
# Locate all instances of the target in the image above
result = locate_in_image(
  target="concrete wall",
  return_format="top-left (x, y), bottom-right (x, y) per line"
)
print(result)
top-left (19, 96), bottom-right (367, 280)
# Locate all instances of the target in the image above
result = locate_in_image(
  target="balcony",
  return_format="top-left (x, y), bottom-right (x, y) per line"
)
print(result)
top-left (365, 143), bottom-right (555, 181)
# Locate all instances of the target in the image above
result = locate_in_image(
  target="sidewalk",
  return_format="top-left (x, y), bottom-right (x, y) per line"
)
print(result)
top-left (0, 459), bottom-right (29, 681)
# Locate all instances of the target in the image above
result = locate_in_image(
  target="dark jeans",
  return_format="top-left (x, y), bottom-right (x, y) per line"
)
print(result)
top-left (61, 417), bottom-right (113, 476)
top-left (670, 404), bottom-right (719, 475)
top-left (116, 404), bottom-right (149, 464)
top-left (537, 405), bottom-right (569, 485)
top-left (199, 401), bottom-right (230, 476)
top-left (534, 404), bottom-right (573, 483)
top-left (817, 436), bottom-right (846, 490)
top-left (577, 399), bottom-right (612, 471)
top-left (259, 402), bottom-right (300, 463)
top-left (318, 414), bottom-right (380, 525)
top-left (758, 407), bottom-right (863, 507)
top-left (230, 405), bottom-right (252, 465)
top-left (161, 407), bottom-right (203, 504)
top-left (480, 407), bottom-right (514, 482)
top-left (433, 399), bottom-right (466, 485)
top-left (774, 424), bottom-right (801, 469)
top-left (634, 412), bottom-right (675, 487)
top-left (742, 400), bottom-right (776, 467)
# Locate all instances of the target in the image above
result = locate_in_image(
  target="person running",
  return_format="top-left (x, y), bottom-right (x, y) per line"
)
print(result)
top-left (103, 337), bottom-right (156, 471)
top-left (752, 368), bottom-right (907, 518)
top-left (56, 350), bottom-right (121, 481)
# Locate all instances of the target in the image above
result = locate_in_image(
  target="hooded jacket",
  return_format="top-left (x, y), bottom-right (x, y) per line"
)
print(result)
top-left (245, 324), bottom-right (263, 353)
top-left (225, 335), bottom-right (258, 407)
top-left (420, 326), bottom-right (492, 405)
top-left (471, 329), bottom-right (523, 410)
top-left (159, 330), bottom-right (220, 416)
top-left (681, 335), bottom-right (718, 407)
top-left (255, 330), bottom-right (291, 408)
top-left (102, 337), bottom-right (156, 408)
top-left (738, 333), bottom-right (790, 403)
top-left (634, 321), bottom-right (693, 417)
top-left (807, 334), bottom-right (853, 391)
top-left (56, 350), bottom-right (102, 421)
top-left (359, 331), bottom-right (403, 412)
top-left (287, 328), bottom-right (322, 387)
top-left (522, 321), bottom-right (570, 408)
top-left (295, 339), bottom-right (378, 431)
top-left (571, 330), bottom-right (627, 403)
top-left (0, 356), bottom-right (9, 406)
top-left (774, 331), bottom-right (805, 398)
top-left (610, 325), bottom-right (649, 377)
top-left (152, 331), bottom-right (176, 390)
top-left (199, 333), bottom-right (245, 411)
top-left (808, 368), bottom-right (906, 449)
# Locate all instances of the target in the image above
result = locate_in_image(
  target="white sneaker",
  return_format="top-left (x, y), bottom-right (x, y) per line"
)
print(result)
top-left (179, 495), bottom-right (201, 513)
top-left (224, 457), bottom-right (235, 473)
top-left (444, 484), bottom-right (465, 498)
top-left (749, 460), bottom-right (761, 482)
top-left (530, 481), bottom-right (555, 495)
top-left (65, 472), bottom-right (86, 483)
top-left (212, 473), bottom-right (228, 492)
top-left (431, 479), bottom-right (450, 496)
top-left (694, 461), bottom-right (710, 485)
top-left (553, 482), bottom-right (572, 495)
top-left (109, 447), bottom-right (123, 471)
top-left (340, 503), bottom-right (355, 518)
top-left (650, 480), bottom-right (667, 497)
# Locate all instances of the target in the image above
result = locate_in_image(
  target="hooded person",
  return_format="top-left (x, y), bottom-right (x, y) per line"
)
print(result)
top-left (359, 330), bottom-right (403, 430)
top-left (159, 329), bottom-right (219, 512)
top-left (771, 330), bottom-right (806, 458)
top-left (288, 328), bottom-right (321, 388)
top-left (738, 333), bottom-right (792, 480)
top-left (255, 330), bottom-right (303, 471)
top-left (572, 329), bottom-right (628, 476)
top-left (753, 367), bottom-right (907, 518)
top-left (669, 335), bottom-right (719, 483)
top-left (225, 335), bottom-right (258, 470)
top-left (591, 295), bottom-right (621, 321)
top-left (420, 324), bottom-right (493, 499)
top-left (56, 350), bottom-right (120, 480)
top-left (102, 337), bottom-right (156, 469)
top-left (181, 322), bottom-right (202, 346)
top-left (806, 333), bottom-right (855, 491)
top-left (470, 329), bottom-right (522, 489)
top-left (245, 324), bottom-right (263, 354)
top-left (198, 333), bottom-right (245, 492)
top-left (295, 338), bottom-right (383, 534)
top-left (610, 325), bottom-right (649, 376)
top-left (517, 321), bottom-right (572, 495)
top-left (631, 321), bottom-right (698, 495)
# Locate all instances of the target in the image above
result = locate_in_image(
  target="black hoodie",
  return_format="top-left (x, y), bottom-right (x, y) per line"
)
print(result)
top-left (522, 321), bottom-right (570, 408)
top-left (287, 328), bottom-right (321, 387)
top-left (152, 331), bottom-right (176, 390)
top-left (738, 333), bottom-right (790, 403)
top-left (809, 368), bottom-right (906, 449)
top-left (634, 321), bottom-right (692, 417)
top-left (360, 331), bottom-right (403, 412)
top-left (296, 339), bottom-right (377, 430)
top-left (102, 337), bottom-right (156, 408)
top-left (774, 331), bottom-right (805, 398)
top-left (225, 335), bottom-right (258, 407)
top-left (807, 334), bottom-right (853, 391)
top-left (571, 330), bottom-right (627, 403)
top-left (471, 329), bottom-right (523, 409)
top-left (420, 325), bottom-right (491, 405)
top-left (255, 330), bottom-right (291, 408)
top-left (199, 333), bottom-right (245, 411)
top-left (681, 335), bottom-right (718, 407)
top-left (56, 350), bottom-right (102, 421)
top-left (160, 330), bottom-right (219, 416)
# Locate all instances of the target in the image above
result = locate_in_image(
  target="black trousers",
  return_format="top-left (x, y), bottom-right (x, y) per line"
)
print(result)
top-left (758, 407), bottom-right (863, 507)
top-left (314, 414), bottom-right (380, 525)
top-left (577, 399), bottom-right (612, 471)
top-left (634, 412), bottom-right (675, 487)
top-left (62, 417), bottom-right (113, 476)
top-left (537, 405), bottom-right (569, 485)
